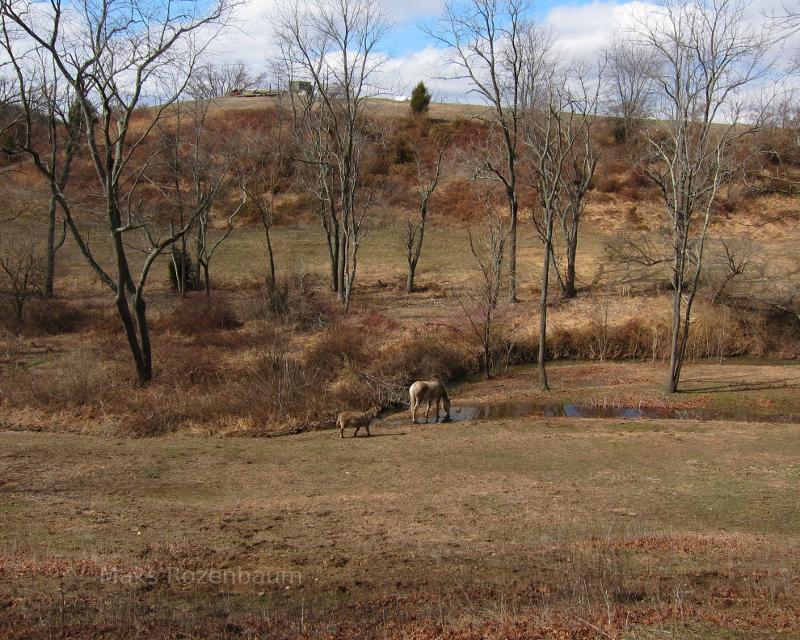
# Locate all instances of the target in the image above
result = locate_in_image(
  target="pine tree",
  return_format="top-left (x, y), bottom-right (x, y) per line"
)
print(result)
top-left (409, 81), bottom-right (431, 115)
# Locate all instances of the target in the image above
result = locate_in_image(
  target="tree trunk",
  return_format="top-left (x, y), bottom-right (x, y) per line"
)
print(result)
top-left (203, 261), bottom-right (210, 297)
top-left (337, 232), bottom-right (346, 302)
top-left (538, 211), bottom-right (554, 391)
top-left (343, 244), bottom-right (356, 313)
top-left (321, 203), bottom-right (339, 293)
top-left (194, 218), bottom-right (206, 292)
top-left (564, 235), bottom-right (577, 298)
top-left (406, 261), bottom-right (416, 293)
top-left (508, 197), bottom-right (518, 302)
top-left (43, 194), bottom-right (57, 298)
top-left (549, 247), bottom-right (567, 296)
top-left (179, 235), bottom-right (187, 298)
top-left (264, 223), bottom-right (276, 293)
top-left (13, 297), bottom-right (23, 327)
top-left (115, 290), bottom-right (152, 386)
top-left (666, 252), bottom-right (684, 393)
top-left (133, 292), bottom-right (152, 383)
top-left (406, 220), bottom-right (425, 293)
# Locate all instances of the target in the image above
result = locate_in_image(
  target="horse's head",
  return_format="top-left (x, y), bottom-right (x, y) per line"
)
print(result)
top-left (369, 405), bottom-right (382, 418)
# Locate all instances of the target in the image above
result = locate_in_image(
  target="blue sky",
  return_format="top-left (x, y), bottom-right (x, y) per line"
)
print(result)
top-left (389, 0), bottom-right (575, 56)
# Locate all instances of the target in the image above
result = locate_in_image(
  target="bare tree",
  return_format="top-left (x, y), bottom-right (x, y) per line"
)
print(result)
top-left (405, 140), bottom-right (447, 293)
top-left (605, 36), bottom-right (659, 144)
top-left (237, 121), bottom-right (291, 293)
top-left (281, 86), bottom-right (341, 293)
top-left (151, 97), bottom-right (239, 296)
top-left (520, 50), bottom-right (589, 389)
top-left (456, 208), bottom-right (508, 379)
top-left (0, 0), bottom-right (235, 384)
top-left (604, 229), bottom-right (672, 268)
top-left (707, 239), bottom-right (751, 304)
top-left (531, 65), bottom-right (602, 299)
top-left (429, 0), bottom-right (540, 302)
top-left (636, 0), bottom-right (779, 393)
top-left (275, 0), bottom-right (390, 311)
top-left (188, 62), bottom-right (265, 99)
top-left (0, 29), bottom-right (85, 298)
top-left (0, 236), bottom-right (43, 329)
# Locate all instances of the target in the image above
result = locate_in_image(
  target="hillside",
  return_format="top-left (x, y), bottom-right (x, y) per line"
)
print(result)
top-left (2, 96), bottom-right (800, 433)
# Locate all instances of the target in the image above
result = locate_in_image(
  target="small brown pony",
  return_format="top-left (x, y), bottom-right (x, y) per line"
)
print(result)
top-left (409, 380), bottom-right (451, 424)
top-left (336, 406), bottom-right (381, 438)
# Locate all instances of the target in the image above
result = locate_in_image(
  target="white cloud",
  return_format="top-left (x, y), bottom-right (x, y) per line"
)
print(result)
top-left (201, 0), bottom-right (447, 73)
top-left (378, 46), bottom-right (472, 101)
top-left (546, 1), bottom-right (657, 61)
top-left (199, 0), bottom-right (280, 70)
top-left (202, 0), bottom-right (800, 102)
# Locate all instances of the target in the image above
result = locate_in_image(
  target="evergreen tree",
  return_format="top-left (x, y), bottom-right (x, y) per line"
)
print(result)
top-left (409, 81), bottom-right (431, 115)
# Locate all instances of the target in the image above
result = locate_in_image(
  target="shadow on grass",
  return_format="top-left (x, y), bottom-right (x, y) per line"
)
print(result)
top-left (350, 431), bottom-right (407, 438)
top-left (679, 377), bottom-right (800, 393)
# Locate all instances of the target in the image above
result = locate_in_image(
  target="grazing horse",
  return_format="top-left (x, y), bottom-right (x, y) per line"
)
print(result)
top-left (337, 406), bottom-right (381, 438)
top-left (409, 380), bottom-right (451, 424)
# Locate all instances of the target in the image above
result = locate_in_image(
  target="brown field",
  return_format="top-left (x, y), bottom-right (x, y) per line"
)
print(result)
top-left (2, 362), bottom-right (800, 639)
top-left (2, 96), bottom-right (800, 638)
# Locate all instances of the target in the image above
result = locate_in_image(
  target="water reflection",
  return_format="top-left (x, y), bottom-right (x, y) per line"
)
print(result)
top-left (387, 401), bottom-right (795, 424)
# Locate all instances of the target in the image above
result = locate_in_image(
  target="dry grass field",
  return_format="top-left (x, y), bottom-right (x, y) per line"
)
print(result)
top-left (2, 362), bottom-right (800, 639)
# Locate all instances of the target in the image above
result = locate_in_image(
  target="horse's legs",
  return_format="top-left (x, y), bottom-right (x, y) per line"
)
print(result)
top-left (425, 401), bottom-right (430, 423)
top-left (411, 395), bottom-right (418, 424)
top-left (434, 398), bottom-right (440, 423)
top-left (353, 425), bottom-right (360, 438)
top-left (366, 422), bottom-right (371, 437)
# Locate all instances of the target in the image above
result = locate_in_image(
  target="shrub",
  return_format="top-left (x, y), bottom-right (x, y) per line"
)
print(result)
top-left (304, 323), bottom-right (367, 373)
top-left (359, 312), bottom-right (399, 334)
top-left (58, 348), bottom-right (103, 405)
top-left (24, 298), bottom-right (87, 335)
top-left (612, 118), bottom-right (627, 145)
top-left (240, 275), bottom-right (334, 329)
top-left (592, 173), bottom-right (623, 194)
top-left (1, 347), bottom-right (106, 410)
top-left (161, 297), bottom-right (241, 335)
top-left (0, 297), bottom-right (87, 336)
top-left (167, 248), bottom-right (196, 292)
top-left (236, 327), bottom-right (336, 431)
top-left (393, 136), bottom-right (414, 165)
top-left (374, 327), bottom-right (475, 385)
top-left (545, 304), bottom-right (776, 363)
top-left (363, 147), bottom-right (389, 175)
top-left (156, 343), bottom-right (222, 386)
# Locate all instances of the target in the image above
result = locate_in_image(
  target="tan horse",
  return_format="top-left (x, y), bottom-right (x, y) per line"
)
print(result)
top-left (409, 380), bottom-right (451, 424)
top-left (337, 406), bottom-right (381, 438)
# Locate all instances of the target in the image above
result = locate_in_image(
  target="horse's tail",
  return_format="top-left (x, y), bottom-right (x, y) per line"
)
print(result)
top-left (440, 382), bottom-right (450, 401)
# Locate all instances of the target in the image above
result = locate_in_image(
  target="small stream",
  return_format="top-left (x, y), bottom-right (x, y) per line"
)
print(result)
top-left (380, 401), bottom-right (800, 425)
